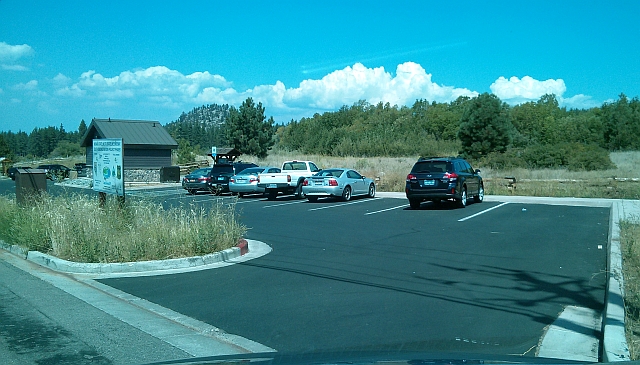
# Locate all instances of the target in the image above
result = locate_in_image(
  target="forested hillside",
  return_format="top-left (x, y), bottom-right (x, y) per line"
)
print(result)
top-left (277, 93), bottom-right (639, 170)
top-left (164, 104), bottom-right (230, 151)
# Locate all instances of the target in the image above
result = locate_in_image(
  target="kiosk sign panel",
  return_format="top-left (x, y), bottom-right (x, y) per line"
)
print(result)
top-left (92, 138), bottom-right (124, 196)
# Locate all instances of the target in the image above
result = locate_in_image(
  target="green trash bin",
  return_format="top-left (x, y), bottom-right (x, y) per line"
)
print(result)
top-left (15, 168), bottom-right (47, 204)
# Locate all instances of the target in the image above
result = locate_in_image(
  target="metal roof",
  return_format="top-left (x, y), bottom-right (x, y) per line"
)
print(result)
top-left (80, 119), bottom-right (178, 148)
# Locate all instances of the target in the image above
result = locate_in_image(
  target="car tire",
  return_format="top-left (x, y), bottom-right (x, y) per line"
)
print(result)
top-left (474, 184), bottom-right (484, 203)
top-left (294, 181), bottom-right (304, 199)
top-left (409, 199), bottom-right (421, 209)
top-left (342, 186), bottom-right (352, 201)
top-left (457, 186), bottom-right (467, 208)
top-left (267, 191), bottom-right (278, 200)
top-left (238, 192), bottom-right (245, 198)
top-left (368, 183), bottom-right (376, 198)
top-left (307, 196), bottom-right (318, 202)
top-left (187, 189), bottom-right (196, 195)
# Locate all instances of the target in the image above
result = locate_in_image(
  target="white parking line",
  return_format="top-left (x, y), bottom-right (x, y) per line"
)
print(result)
top-left (263, 200), bottom-right (307, 208)
top-left (364, 204), bottom-right (409, 215)
top-left (307, 198), bottom-right (381, 211)
top-left (458, 202), bottom-right (510, 222)
top-left (128, 189), bottom-right (185, 198)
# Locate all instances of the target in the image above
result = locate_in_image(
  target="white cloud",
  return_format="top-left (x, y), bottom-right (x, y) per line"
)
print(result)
top-left (559, 94), bottom-right (600, 109)
top-left (0, 42), bottom-right (33, 62)
top-left (2, 64), bottom-right (28, 71)
top-left (14, 80), bottom-right (38, 91)
top-left (53, 73), bottom-right (71, 85)
top-left (284, 62), bottom-right (477, 110)
top-left (490, 76), bottom-right (566, 104)
top-left (56, 63), bottom-right (478, 121)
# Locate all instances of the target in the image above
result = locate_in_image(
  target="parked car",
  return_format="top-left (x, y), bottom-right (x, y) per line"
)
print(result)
top-left (405, 157), bottom-right (483, 209)
top-left (181, 167), bottom-right (213, 195)
top-left (6, 166), bottom-right (31, 180)
top-left (229, 166), bottom-right (281, 197)
top-left (182, 162), bottom-right (258, 195)
top-left (302, 168), bottom-right (376, 202)
top-left (37, 164), bottom-right (71, 181)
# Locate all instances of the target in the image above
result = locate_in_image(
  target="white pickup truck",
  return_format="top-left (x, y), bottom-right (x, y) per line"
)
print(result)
top-left (257, 160), bottom-right (321, 200)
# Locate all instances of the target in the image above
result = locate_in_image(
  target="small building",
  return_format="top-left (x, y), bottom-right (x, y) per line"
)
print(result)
top-left (80, 118), bottom-right (178, 182)
top-left (208, 147), bottom-right (242, 165)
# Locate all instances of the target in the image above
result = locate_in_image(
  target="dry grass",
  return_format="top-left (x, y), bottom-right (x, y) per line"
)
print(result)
top-left (0, 193), bottom-right (245, 263)
top-left (622, 220), bottom-right (640, 359)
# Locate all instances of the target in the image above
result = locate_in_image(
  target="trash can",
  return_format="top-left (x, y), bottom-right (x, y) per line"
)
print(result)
top-left (15, 168), bottom-right (47, 204)
top-left (160, 166), bottom-right (180, 183)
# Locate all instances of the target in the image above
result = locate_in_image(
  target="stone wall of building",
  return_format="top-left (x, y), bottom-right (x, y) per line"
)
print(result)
top-left (85, 168), bottom-right (161, 183)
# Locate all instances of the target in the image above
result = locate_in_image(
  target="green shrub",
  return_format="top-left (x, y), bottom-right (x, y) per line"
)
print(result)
top-left (479, 143), bottom-right (614, 171)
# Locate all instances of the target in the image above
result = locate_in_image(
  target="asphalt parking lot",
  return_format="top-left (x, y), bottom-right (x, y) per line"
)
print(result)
top-left (97, 188), bottom-right (610, 357)
top-left (0, 177), bottom-right (623, 359)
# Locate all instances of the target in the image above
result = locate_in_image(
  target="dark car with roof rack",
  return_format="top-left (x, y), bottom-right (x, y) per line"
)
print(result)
top-left (182, 161), bottom-right (258, 195)
top-left (405, 156), bottom-right (484, 209)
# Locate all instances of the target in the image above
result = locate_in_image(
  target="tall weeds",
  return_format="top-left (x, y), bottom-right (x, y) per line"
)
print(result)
top-left (0, 194), bottom-right (245, 263)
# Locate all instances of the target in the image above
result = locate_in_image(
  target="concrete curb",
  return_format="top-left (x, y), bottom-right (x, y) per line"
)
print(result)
top-left (377, 192), bottom-right (639, 361)
top-left (9, 240), bottom-right (249, 275)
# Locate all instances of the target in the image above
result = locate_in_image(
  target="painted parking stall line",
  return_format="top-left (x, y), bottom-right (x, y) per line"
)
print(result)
top-left (307, 198), bottom-right (382, 211)
top-left (458, 202), bottom-right (510, 222)
top-left (128, 189), bottom-right (186, 198)
top-left (364, 204), bottom-right (409, 215)
top-left (263, 200), bottom-right (308, 208)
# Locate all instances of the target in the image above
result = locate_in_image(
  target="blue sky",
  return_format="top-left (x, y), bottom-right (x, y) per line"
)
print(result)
top-left (1, 0), bottom-right (639, 133)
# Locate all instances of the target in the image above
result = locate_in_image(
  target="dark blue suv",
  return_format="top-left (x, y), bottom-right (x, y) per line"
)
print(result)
top-left (405, 157), bottom-right (483, 209)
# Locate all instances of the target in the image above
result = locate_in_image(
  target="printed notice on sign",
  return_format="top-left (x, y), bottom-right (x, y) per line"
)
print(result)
top-left (92, 138), bottom-right (124, 196)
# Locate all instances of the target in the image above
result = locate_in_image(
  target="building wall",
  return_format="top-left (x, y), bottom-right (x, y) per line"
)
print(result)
top-left (86, 146), bottom-right (172, 169)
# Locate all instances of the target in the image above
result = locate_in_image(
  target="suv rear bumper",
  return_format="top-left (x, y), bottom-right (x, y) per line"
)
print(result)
top-left (405, 187), bottom-right (461, 202)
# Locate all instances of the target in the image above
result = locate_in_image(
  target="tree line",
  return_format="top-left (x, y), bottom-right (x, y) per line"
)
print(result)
top-left (277, 93), bottom-right (639, 170)
top-left (0, 120), bottom-right (87, 160)
top-left (1, 93), bottom-right (638, 172)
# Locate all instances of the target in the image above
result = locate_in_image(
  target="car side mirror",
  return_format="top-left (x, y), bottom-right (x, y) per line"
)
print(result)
top-left (475, 169), bottom-right (481, 174)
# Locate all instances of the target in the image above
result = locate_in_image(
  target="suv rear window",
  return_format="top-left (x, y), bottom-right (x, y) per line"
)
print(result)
top-left (411, 161), bottom-right (449, 173)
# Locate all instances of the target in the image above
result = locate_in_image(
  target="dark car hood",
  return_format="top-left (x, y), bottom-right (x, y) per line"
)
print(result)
top-left (138, 351), bottom-right (596, 365)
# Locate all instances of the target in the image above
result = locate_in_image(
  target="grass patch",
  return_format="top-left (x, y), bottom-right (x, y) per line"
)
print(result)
top-left (0, 193), bottom-right (245, 263)
top-left (622, 220), bottom-right (640, 359)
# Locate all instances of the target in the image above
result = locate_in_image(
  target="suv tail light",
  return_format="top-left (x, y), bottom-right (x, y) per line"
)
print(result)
top-left (328, 179), bottom-right (338, 186)
top-left (406, 174), bottom-right (417, 182)
top-left (287, 175), bottom-right (292, 183)
top-left (443, 172), bottom-right (458, 181)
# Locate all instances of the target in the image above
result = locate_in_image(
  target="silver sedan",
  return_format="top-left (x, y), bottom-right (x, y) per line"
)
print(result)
top-left (302, 168), bottom-right (376, 202)
top-left (229, 167), bottom-right (281, 197)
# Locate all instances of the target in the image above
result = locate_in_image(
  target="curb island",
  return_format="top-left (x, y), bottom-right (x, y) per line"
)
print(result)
top-left (0, 238), bottom-right (256, 276)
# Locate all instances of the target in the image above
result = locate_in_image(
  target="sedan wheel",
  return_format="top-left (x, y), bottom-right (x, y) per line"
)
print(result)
top-left (342, 186), bottom-right (352, 201)
top-left (307, 196), bottom-right (318, 202)
top-left (474, 184), bottom-right (484, 203)
top-left (409, 199), bottom-right (421, 209)
top-left (368, 183), bottom-right (376, 198)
